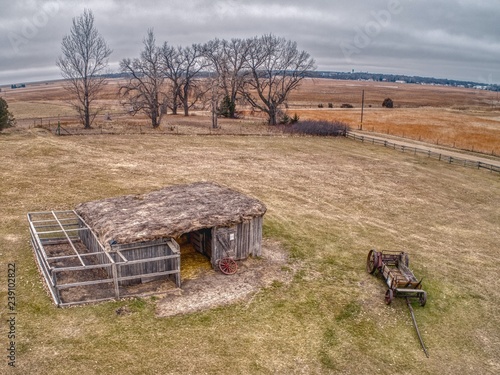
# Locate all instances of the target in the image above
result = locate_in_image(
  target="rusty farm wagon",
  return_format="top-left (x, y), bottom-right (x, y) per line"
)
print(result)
top-left (366, 249), bottom-right (427, 306)
top-left (27, 182), bottom-right (266, 306)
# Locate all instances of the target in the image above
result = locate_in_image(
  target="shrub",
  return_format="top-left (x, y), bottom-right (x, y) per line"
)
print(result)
top-left (281, 120), bottom-right (349, 137)
top-left (218, 95), bottom-right (236, 118)
top-left (279, 112), bottom-right (300, 125)
top-left (382, 98), bottom-right (394, 108)
top-left (279, 113), bottom-right (291, 125)
top-left (328, 103), bottom-right (333, 108)
top-left (340, 103), bottom-right (353, 108)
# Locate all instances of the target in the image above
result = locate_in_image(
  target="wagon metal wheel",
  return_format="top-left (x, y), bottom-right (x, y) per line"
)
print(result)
top-left (419, 291), bottom-right (427, 307)
top-left (218, 257), bottom-right (238, 275)
top-left (385, 289), bottom-right (394, 305)
top-left (366, 249), bottom-right (378, 274)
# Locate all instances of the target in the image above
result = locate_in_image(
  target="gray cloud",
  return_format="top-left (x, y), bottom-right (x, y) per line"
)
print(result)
top-left (1, 0), bottom-right (499, 85)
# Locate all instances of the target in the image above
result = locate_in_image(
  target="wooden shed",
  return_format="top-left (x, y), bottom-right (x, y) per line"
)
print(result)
top-left (28, 182), bottom-right (266, 306)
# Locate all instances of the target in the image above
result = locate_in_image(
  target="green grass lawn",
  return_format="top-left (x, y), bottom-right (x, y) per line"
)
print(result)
top-left (0, 130), bottom-right (499, 374)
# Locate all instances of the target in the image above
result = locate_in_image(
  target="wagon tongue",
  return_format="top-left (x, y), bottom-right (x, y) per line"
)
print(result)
top-left (406, 297), bottom-right (429, 358)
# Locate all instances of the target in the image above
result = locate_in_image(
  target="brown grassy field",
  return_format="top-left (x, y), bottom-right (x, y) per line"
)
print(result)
top-left (3, 78), bottom-right (500, 154)
top-left (0, 128), bottom-right (499, 374)
top-left (1, 79), bottom-right (499, 374)
top-left (286, 79), bottom-right (500, 155)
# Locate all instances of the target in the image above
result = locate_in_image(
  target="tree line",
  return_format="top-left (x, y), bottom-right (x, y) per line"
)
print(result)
top-left (57, 10), bottom-right (316, 129)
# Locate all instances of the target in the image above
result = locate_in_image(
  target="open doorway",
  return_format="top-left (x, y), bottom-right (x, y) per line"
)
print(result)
top-left (175, 228), bottom-right (213, 281)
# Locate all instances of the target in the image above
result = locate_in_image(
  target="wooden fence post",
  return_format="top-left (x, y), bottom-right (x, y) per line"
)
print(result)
top-left (112, 263), bottom-right (120, 299)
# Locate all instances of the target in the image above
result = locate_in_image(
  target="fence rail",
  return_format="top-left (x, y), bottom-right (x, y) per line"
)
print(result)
top-left (19, 114), bottom-right (500, 173)
top-left (346, 132), bottom-right (500, 173)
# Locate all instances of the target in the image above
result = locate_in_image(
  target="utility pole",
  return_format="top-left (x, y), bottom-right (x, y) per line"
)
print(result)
top-left (360, 90), bottom-right (365, 130)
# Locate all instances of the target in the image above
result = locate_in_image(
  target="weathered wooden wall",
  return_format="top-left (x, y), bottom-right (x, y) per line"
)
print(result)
top-left (110, 238), bottom-right (181, 287)
top-left (190, 228), bottom-right (212, 258)
top-left (237, 215), bottom-right (263, 258)
top-left (79, 224), bottom-right (113, 273)
top-left (210, 215), bottom-right (264, 267)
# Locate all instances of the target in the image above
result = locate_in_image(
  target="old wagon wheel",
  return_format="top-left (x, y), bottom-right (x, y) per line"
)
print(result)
top-left (218, 257), bottom-right (238, 275)
top-left (419, 291), bottom-right (427, 307)
top-left (366, 249), bottom-right (378, 274)
top-left (385, 289), bottom-right (394, 305)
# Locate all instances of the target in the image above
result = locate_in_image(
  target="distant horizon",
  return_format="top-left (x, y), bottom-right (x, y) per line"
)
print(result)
top-left (1, 69), bottom-right (496, 90)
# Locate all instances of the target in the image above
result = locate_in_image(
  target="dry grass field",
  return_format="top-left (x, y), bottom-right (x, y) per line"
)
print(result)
top-left (0, 79), bottom-right (499, 374)
top-left (286, 79), bottom-right (500, 155)
top-left (0, 128), bottom-right (499, 374)
top-left (3, 78), bottom-right (500, 154)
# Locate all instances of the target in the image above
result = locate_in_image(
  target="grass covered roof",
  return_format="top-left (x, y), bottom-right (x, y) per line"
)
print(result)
top-left (75, 182), bottom-right (266, 250)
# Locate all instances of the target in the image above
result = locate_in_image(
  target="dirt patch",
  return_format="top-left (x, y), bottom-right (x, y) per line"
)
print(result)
top-left (156, 239), bottom-right (295, 317)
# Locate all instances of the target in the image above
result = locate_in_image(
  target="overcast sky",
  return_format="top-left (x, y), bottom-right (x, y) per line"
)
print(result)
top-left (1, 0), bottom-right (499, 86)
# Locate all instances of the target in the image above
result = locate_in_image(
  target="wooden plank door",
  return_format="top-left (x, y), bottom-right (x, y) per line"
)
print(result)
top-left (215, 227), bottom-right (236, 260)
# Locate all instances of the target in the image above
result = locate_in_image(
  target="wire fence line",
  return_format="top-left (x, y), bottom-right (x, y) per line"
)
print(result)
top-left (345, 132), bottom-right (500, 174)
top-left (20, 115), bottom-right (500, 174)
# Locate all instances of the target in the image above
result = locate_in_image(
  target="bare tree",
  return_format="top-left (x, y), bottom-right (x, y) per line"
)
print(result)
top-left (56, 9), bottom-right (112, 128)
top-left (203, 63), bottom-right (225, 129)
top-left (120, 30), bottom-right (165, 128)
top-left (177, 44), bottom-right (210, 116)
top-left (161, 43), bottom-right (183, 115)
top-left (241, 35), bottom-right (315, 125)
top-left (204, 38), bottom-right (250, 118)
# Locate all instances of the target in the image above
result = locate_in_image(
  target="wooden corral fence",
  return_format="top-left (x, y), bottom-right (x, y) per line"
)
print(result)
top-left (48, 124), bottom-right (283, 136)
top-left (16, 113), bottom-right (285, 136)
top-left (346, 132), bottom-right (500, 174)
top-left (27, 211), bottom-right (180, 307)
top-left (15, 115), bottom-right (81, 129)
